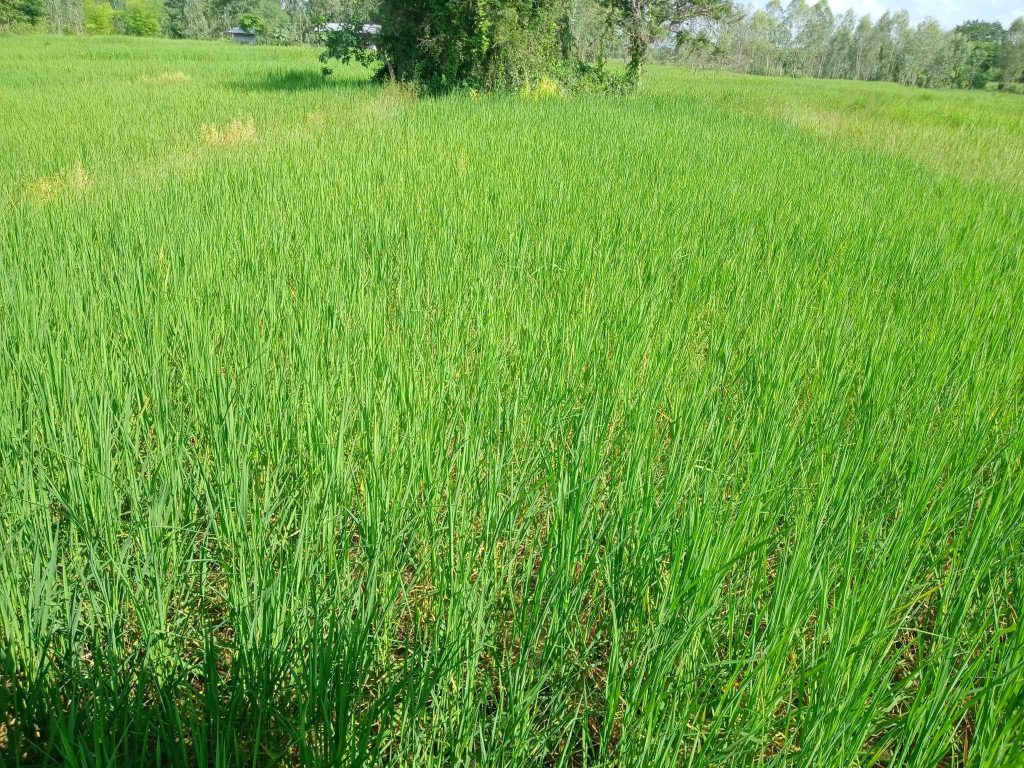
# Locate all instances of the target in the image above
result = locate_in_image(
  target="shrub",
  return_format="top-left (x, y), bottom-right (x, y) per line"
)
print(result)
top-left (83, 0), bottom-right (115, 34)
top-left (519, 74), bottom-right (563, 100)
top-left (122, 0), bottom-right (160, 36)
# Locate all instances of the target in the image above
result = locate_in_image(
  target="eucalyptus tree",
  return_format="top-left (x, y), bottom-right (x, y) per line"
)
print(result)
top-left (1007, 17), bottom-right (1024, 82)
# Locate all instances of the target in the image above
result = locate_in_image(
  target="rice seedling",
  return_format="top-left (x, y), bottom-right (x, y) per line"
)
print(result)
top-left (1, 34), bottom-right (1022, 767)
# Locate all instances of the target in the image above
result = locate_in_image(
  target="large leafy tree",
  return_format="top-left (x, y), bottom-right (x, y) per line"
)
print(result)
top-left (323, 0), bottom-right (736, 91)
top-left (953, 19), bottom-right (1006, 87)
top-left (164, 0), bottom-right (210, 38)
top-left (324, 0), bottom-right (568, 92)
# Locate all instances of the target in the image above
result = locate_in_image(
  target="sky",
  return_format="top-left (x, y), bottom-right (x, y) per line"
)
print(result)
top-left (825, 0), bottom-right (1024, 27)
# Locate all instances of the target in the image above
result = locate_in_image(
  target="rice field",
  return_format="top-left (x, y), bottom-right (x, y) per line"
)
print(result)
top-left (1, 34), bottom-right (1023, 767)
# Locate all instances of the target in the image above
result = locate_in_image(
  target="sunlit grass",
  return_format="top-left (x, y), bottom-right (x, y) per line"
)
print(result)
top-left (1, 34), bottom-right (1022, 767)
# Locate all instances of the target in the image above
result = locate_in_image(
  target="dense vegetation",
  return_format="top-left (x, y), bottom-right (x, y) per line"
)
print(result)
top-left (2, 34), bottom-right (1023, 767)
top-left (2, 0), bottom-right (1023, 92)
top-left (320, 0), bottom-right (576, 92)
top-left (678, 8), bottom-right (1024, 92)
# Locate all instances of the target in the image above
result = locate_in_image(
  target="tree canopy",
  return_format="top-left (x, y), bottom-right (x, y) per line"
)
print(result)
top-left (320, 0), bottom-right (737, 91)
top-left (372, 0), bottom-right (566, 90)
top-left (0, 0), bottom-right (43, 31)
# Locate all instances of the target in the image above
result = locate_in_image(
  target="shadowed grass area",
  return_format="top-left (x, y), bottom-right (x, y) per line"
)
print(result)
top-left (1, 34), bottom-right (1023, 768)
top-left (230, 67), bottom-right (378, 93)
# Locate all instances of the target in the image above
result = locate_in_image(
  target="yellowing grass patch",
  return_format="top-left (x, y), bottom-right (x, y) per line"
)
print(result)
top-left (746, 93), bottom-right (1024, 190)
top-left (520, 75), bottom-right (562, 100)
top-left (138, 71), bottom-right (191, 85)
top-left (25, 160), bottom-right (92, 203)
top-left (200, 117), bottom-right (257, 147)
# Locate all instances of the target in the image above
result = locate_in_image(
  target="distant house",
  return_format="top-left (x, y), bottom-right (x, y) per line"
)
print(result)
top-left (319, 22), bottom-right (381, 35)
top-left (228, 27), bottom-right (257, 44)
top-left (315, 22), bottom-right (381, 51)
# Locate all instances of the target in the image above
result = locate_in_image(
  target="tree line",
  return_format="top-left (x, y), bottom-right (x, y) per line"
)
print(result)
top-left (2, 0), bottom-right (1022, 94)
top-left (0, 0), bottom-right (376, 39)
top-left (672, 4), bottom-right (1024, 92)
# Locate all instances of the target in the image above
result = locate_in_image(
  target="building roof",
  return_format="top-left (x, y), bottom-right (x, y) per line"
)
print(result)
top-left (319, 22), bottom-right (380, 34)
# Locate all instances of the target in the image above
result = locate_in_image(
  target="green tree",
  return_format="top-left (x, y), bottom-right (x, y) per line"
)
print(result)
top-left (796, 0), bottom-right (833, 77)
top-left (823, 10), bottom-right (857, 79)
top-left (876, 11), bottom-right (910, 82)
top-left (601, 0), bottom-right (734, 82)
top-left (644, 0), bottom-right (1018, 93)
top-left (238, 10), bottom-right (266, 33)
top-left (324, 0), bottom-right (571, 92)
top-left (901, 18), bottom-right (954, 87)
top-left (43, 0), bottom-right (84, 32)
top-left (851, 14), bottom-right (881, 80)
top-left (164, 0), bottom-right (210, 38)
top-left (0, 0), bottom-right (43, 30)
top-left (83, 0), bottom-right (115, 32)
top-left (562, 0), bottom-right (617, 62)
top-left (1006, 17), bottom-right (1024, 83)
top-left (953, 19), bottom-right (1005, 86)
top-left (955, 18), bottom-right (1005, 45)
top-left (122, 0), bottom-right (160, 34)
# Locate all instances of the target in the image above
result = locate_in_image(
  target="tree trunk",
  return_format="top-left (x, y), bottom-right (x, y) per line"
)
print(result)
top-left (625, 0), bottom-right (648, 84)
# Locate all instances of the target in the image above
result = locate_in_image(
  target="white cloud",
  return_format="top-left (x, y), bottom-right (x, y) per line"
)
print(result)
top-left (823, 0), bottom-right (1023, 25)
top-left (827, 0), bottom-right (889, 20)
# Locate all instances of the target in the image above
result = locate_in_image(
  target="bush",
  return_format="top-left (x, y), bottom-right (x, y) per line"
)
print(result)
top-left (982, 81), bottom-right (1024, 94)
top-left (519, 74), bottom-right (562, 100)
top-left (84, 0), bottom-right (115, 33)
top-left (122, 0), bottom-right (160, 36)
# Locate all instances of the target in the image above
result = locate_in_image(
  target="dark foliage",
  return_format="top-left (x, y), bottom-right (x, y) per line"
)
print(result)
top-left (0, 0), bottom-right (43, 29)
top-left (322, 0), bottom-right (571, 92)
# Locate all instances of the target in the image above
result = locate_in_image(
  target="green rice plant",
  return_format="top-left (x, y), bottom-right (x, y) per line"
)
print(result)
top-left (1, 34), bottom-right (1023, 767)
